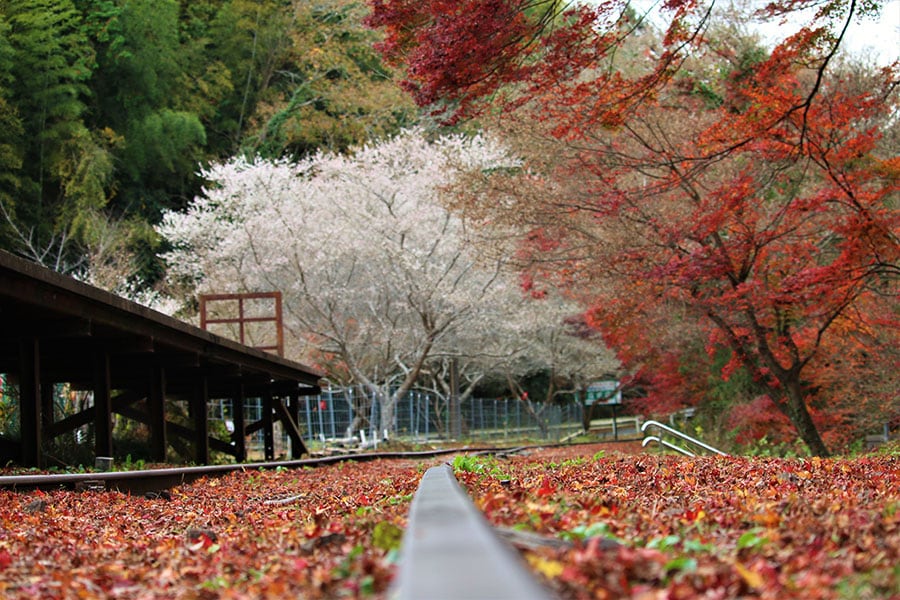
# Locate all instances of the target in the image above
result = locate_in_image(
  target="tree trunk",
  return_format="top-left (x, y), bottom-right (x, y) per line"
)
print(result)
top-left (379, 391), bottom-right (397, 438)
top-left (779, 379), bottom-right (831, 457)
top-left (581, 401), bottom-right (595, 432)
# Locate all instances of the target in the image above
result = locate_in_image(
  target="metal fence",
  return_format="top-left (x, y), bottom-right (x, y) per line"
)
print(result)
top-left (208, 387), bottom-right (585, 458)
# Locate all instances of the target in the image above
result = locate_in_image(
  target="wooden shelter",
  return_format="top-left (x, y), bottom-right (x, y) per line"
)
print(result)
top-left (0, 251), bottom-right (323, 468)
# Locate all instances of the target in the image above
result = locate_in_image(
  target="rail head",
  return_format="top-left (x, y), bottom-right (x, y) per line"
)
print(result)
top-left (391, 464), bottom-right (556, 600)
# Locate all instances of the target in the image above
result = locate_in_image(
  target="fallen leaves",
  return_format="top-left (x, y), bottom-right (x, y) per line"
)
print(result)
top-left (0, 459), bottom-right (429, 599)
top-left (456, 445), bottom-right (900, 599)
top-left (0, 445), bottom-right (896, 599)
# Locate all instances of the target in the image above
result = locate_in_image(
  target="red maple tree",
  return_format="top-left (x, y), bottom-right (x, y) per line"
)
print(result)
top-left (366, 0), bottom-right (899, 455)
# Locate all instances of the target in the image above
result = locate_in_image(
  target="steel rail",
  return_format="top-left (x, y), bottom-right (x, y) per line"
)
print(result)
top-left (0, 442), bottom-right (624, 597)
top-left (391, 463), bottom-right (556, 600)
top-left (0, 440), bottom-right (629, 494)
top-left (0, 447), bottom-right (500, 494)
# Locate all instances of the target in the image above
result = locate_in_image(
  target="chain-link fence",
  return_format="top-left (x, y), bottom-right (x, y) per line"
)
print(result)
top-left (209, 387), bottom-right (585, 458)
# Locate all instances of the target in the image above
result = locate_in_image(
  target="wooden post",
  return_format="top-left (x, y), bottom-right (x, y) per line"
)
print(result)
top-left (40, 382), bottom-right (54, 442)
top-left (148, 365), bottom-right (167, 462)
top-left (274, 395), bottom-right (307, 458)
top-left (450, 358), bottom-right (461, 440)
top-left (19, 338), bottom-right (42, 468)
top-left (287, 393), bottom-right (305, 458)
top-left (93, 350), bottom-right (113, 458)
top-left (193, 376), bottom-right (209, 464)
top-left (262, 388), bottom-right (275, 461)
top-left (233, 383), bottom-right (247, 462)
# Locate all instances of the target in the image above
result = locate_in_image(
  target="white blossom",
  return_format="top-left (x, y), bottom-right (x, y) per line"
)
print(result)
top-left (158, 129), bottom-right (614, 431)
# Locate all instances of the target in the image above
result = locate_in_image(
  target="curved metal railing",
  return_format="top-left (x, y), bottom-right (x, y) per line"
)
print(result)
top-left (640, 420), bottom-right (728, 456)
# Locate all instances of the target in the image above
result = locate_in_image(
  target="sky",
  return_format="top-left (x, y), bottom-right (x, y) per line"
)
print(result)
top-left (756, 0), bottom-right (899, 65)
top-left (582, 0), bottom-right (899, 66)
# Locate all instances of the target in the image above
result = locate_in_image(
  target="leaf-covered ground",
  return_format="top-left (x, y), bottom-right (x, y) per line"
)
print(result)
top-left (457, 445), bottom-right (899, 599)
top-left (0, 444), bottom-right (897, 599)
top-left (0, 458), bottom-right (433, 599)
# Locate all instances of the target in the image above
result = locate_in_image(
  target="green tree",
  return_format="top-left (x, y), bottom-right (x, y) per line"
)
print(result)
top-left (0, 11), bottom-right (24, 250)
top-left (84, 0), bottom-right (206, 218)
top-left (0, 0), bottom-right (418, 278)
top-left (2, 0), bottom-right (110, 262)
top-left (249, 0), bottom-right (416, 157)
top-left (196, 0), bottom-right (295, 156)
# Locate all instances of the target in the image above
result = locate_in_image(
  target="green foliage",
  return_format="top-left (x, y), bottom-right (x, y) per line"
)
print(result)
top-left (647, 534), bottom-right (682, 551)
top-left (451, 454), bottom-right (508, 479)
top-left (559, 522), bottom-right (622, 544)
top-left (248, 0), bottom-right (416, 158)
top-left (0, 0), bottom-right (415, 269)
top-left (0, 13), bottom-right (23, 248)
top-left (834, 564), bottom-right (900, 600)
top-left (123, 110), bottom-right (206, 183)
top-left (56, 129), bottom-right (115, 235)
top-left (664, 556), bottom-right (698, 576)
top-left (737, 435), bottom-right (809, 458)
top-left (736, 528), bottom-right (769, 551)
top-left (120, 454), bottom-right (146, 471)
top-left (4, 0), bottom-right (97, 246)
top-left (372, 521), bottom-right (403, 551)
top-left (545, 456), bottom-right (587, 469)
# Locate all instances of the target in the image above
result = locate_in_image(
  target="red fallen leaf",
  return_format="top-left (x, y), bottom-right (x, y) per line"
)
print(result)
top-left (185, 528), bottom-right (218, 550)
top-left (0, 550), bottom-right (11, 570)
top-left (536, 477), bottom-right (556, 498)
top-left (680, 508), bottom-right (706, 524)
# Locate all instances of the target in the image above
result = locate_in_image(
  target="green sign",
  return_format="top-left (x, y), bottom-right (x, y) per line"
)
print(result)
top-left (585, 381), bottom-right (621, 405)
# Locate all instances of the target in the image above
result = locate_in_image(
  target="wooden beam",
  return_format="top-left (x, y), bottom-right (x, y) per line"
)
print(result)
top-left (47, 390), bottom-right (143, 438)
top-left (243, 381), bottom-right (321, 398)
top-left (1, 317), bottom-right (92, 340)
top-left (115, 406), bottom-right (236, 457)
top-left (274, 396), bottom-right (308, 458)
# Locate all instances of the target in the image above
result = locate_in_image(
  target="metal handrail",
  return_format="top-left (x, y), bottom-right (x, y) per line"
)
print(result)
top-left (640, 420), bottom-right (728, 456)
top-left (641, 435), bottom-right (696, 457)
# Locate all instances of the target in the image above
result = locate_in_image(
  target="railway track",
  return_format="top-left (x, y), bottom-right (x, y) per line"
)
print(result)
top-left (0, 446), bottom-right (512, 494)
top-left (0, 443), bottom-right (600, 598)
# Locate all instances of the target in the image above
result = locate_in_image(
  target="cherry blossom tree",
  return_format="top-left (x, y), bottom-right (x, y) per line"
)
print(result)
top-left (159, 129), bottom-right (614, 432)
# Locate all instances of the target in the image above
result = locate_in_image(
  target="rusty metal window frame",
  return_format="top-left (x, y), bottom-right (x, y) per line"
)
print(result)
top-left (199, 292), bottom-right (284, 357)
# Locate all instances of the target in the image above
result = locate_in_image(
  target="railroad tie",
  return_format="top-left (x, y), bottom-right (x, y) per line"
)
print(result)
top-left (391, 464), bottom-right (556, 600)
